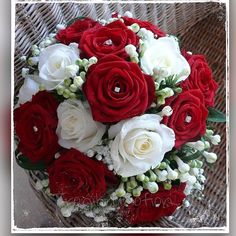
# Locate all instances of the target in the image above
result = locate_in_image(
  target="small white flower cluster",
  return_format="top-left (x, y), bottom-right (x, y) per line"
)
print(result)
top-left (186, 129), bottom-right (221, 164)
top-left (55, 195), bottom-right (117, 223)
top-left (56, 197), bottom-right (79, 217)
top-left (35, 178), bottom-right (49, 191)
top-left (86, 143), bottom-right (114, 171)
top-left (56, 56), bottom-right (98, 99)
top-left (205, 129), bottom-right (221, 146)
top-left (98, 11), bottom-right (133, 26)
top-left (125, 44), bottom-right (139, 63)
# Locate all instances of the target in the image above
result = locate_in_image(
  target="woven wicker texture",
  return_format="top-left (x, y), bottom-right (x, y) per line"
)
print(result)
top-left (14, 2), bottom-right (227, 228)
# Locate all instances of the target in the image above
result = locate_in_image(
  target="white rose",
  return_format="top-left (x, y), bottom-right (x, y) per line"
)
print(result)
top-left (18, 78), bottom-right (39, 104)
top-left (108, 114), bottom-right (175, 177)
top-left (140, 36), bottom-right (190, 82)
top-left (38, 43), bottom-right (80, 90)
top-left (56, 100), bottom-right (106, 152)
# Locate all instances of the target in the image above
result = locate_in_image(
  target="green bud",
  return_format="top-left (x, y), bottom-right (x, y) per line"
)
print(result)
top-left (82, 58), bottom-right (89, 65)
top-left (206, 129), bottom-right (214, 136)
top-left (115, 183), bottom-right (126, 197)
top-left (39, 84), bottom-right (45, 91)
top-left (121, 177), bottom-right (128, 182)
top-left (195, 160), bottom-right (203, 168)
top-left (32, 49), bottom-right (40, 56)
top-left (142, 182), bottom-right (148, 189)
top-left (159, 162), bottom-right (167, 170)
top-left (115, 189), bottom-right (126, 197)
top-left (132, 187), bottom-right (143, 197)
top-left (69, 84), bottom-right (77, 93)
top-left (88, 56), bottom-right (98, 65)
top-left (174, 87), bottom-right (182, 93)
top-left (76, 58), bottom-right (83, 67)
top-left (130, 177), bottom-right (138, 189)
top-left (189, 160), bottom-right (197, 168)
top-left (73, 76), bottom-right (84, 88)
top-left (28, 57), bottom-right (38, 66)
top-left (156, 88), bottom-right (174, 98)
top-left (163, 182), bottom-right (172, 190)
top-left (130, 57), bottom-right (139, 63)
top-left (149, 170), bottom-right (157, 182)
top-left (57, 85), bottom-right (65, 95)
top-left (126, 182), bottom-right (133, 193)
top-left (143, 176), bottom-right (150, 183)
top-left (31, 45), bottom-right (38, 51)
top-left (80, 71), bottom-right (86, 80)
top-left (63, 89), bottom-right (70, 98)
top-left (136, 174), bottom-right (145, 182)
top-left (64, 78), bottom-right (72, 87)
top-left (69, 93), bottom-right (76, 99)
top-left (129, 23), bottom-right (140, 33)
top-left (157, 96), bottom-right (165, 106)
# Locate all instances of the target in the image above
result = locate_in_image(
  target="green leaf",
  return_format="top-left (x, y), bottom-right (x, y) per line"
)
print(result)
top-left (15, 151), bottom-right (46, 170)
top-left (207, 107), bottom-right (226, 123)
top-left (181, 151), bottom-right (203, 162)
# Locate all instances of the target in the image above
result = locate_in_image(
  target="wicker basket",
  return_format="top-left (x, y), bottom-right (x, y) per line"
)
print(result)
top-left (14, 2), bottom-right (227, 228)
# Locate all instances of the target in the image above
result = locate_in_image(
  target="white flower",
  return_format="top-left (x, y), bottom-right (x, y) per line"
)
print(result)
top-left (125, 44), bottom-right (138, 57)
top-left (56, 23), bottom-right (66, 30)
top-left (210, 134), bottom-right (221, 145)
top-left (186, 140), bottom-right (205, 151)
top-left (18, 78), bottom-right (39, 104)
top-left (108, 114), bottom-right (175, 177)
top-left (154, 169), bottom-right (168, 181)
top-left (140, 36), bottom-right (190, 82)
top-left (166, 165), bottom-right (178, 180)
top-left (203, 151), bottom-right (217, 163)
top-left (38, 43), bottom-right (80, 90)
top-left (124, 11), bottom-right (133, 18)
top-left (65, 64), bottom-right (79, 78)
top-left (56, 100), bottom-right (106, 152)
top-left (146, 182), bottom-right (159, 193)
top-left (174, 156), bottom-right (190, 173)
top-left (161, 106), bottom-right (173, 117)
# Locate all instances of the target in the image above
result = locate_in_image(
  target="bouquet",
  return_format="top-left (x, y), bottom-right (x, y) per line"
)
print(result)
top-left (14, 11), bottom-right (226, 226)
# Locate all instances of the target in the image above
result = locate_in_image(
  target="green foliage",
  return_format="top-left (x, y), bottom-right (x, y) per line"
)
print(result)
top-left (207, 107), bottom-right (226, 123)
top-left (180, 150), bottom-right (203, 162)
top-left (15, 150), bottom-right (46, 170)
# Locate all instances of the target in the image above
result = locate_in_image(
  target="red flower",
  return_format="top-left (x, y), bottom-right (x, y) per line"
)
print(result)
top-left (56, 17), bottom-right (101, 45)
top-left (83, 55), bottom-right (155, 123)
top-left (120, 184), bottom-right (186, 225)
top-left (14, 91), bottom-right (59, 165)
top-left (112, 13), bottom-right (166, 37)
top-left (162, 89), bottom-right (208, 149)
top-left (48, 149), bottom-right (118, 204)
top-left (79, 20), bottom-right (139, 59)
top-left (181, 50), bottom-right (218, 107)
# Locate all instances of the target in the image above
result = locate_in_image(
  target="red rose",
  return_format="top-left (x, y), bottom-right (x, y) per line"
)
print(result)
top-left (56, 17), bottom-right (101, 45)
top-left (83, 55), bottom-right (155, 123)
top-left (48, 149), bottom-right (118, 204)
top-left (162, 89), bottom-right (208, 149)
top-left (14, 91), bottom-right (59, 165)
top-left (120, 184), bottom-right (186, 225)
top-left (112, 13), bottom-right (166, 37)
top-left (181, 50), bottom-right (218, 107)
top-left (79, 20), bottom-right (139, 59)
